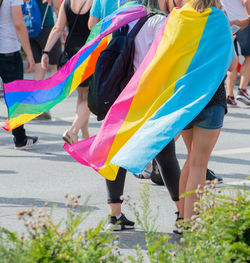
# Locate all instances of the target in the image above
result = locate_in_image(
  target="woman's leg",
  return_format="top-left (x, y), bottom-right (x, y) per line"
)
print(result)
top-left (184, 127), bottom-right (221, 219)
top-left (79, 87), bottom-right (90, 139)
top-left (106, 168), bottom-right (127, 216)
top-left (178, 129), bottom-right (193, 219)
top-left (155, 140), bottom-right (180, 211)
top-left (68, 86), bottom-right (90, 141)
top-left (105, 168), bottom-right (134, 230)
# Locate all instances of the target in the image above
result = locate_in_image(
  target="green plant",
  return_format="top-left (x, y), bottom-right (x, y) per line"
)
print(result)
top-left (130, 183), bottom-right (250, 263)
top-left (176, 183), bottom-right (250, 263)
top-left (0, 184), bottom-right (249, 263)
top-left (0, 195), bottom-right (123, 263)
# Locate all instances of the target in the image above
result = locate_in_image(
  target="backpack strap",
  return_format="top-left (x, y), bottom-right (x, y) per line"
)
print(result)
top-left (41, 3), bottom-right (49, 30)
top-left (128, 13), bottom-right (155, 39)
top-left (64, 0), bottom-right (87, 50)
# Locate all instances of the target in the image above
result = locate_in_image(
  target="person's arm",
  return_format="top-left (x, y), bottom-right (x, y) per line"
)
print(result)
top-left (88, 16), bottom-right (100, 30)
top-left (242, 0), bottom-right (250, 25)
top-left (43, 0), bottom-right (52, 5)
top-left (41, 0), bottom-right (67, 70)
top-left (158, 0), bottom-right (168, 13)
top-left (52, 0), bottom-right (61, 15)
top-left (88, 0), bottom-right (100, 30)
top-left (230, 0), bottom-right (250, 27)
top-left (230, 18), bottom-right (249, 28)
top-left (11, 5), bottom-right (35, 73)
top-left (242, 0), bottom-right (250, 14)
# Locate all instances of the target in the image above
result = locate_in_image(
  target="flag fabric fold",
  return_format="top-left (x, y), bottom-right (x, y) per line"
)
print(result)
top-left (2, 1), bottom-right (147, 131)
top-left (64, 2), bottom-right (234, 180)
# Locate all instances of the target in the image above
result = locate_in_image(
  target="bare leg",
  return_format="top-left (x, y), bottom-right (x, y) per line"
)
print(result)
top-left (226, 56), bottom-right (238, 97)
top-left (109, 203), bottom-right (121, 217)
top-left (34, 63), bottom-right (46, 80)
top-left (184, 127), bottom-right (221, 219)
top-left (239, 56), bottom-right (250, 91)
top-left (68, 87), bottom-right (90, 140)
top-left (49, 64), bottom-right (58, 78)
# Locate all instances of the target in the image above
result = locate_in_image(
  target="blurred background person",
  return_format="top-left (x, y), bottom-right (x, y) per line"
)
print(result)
top-left (41, 0), bottom-right (92, 143)
top-left (30, 0), bottom-right (62, 120)
top-left (221, 0), bottom-right (250, 106)
top-left (0, 0), bottom-right (38, 150)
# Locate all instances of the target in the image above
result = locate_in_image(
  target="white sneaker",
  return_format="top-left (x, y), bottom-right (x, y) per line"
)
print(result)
top-left (141, 164), bottom-right (153, 179)
top-left (14, 136), bottom-right (38, 150)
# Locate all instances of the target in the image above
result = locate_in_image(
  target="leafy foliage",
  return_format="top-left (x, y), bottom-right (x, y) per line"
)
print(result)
top-left (0, 183), bottom-right (249, 263)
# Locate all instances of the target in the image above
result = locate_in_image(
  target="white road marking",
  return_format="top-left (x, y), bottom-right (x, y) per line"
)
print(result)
top-left (212, 147), bottom-right (250, 156)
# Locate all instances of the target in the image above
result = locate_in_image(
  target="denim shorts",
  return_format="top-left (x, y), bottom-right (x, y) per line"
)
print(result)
top-left (236, 25), bottom-right (250, 56)
top-left (184, 105), bottom-right (225, 130)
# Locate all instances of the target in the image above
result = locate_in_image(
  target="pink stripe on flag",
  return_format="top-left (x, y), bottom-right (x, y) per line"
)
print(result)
top-left (4, 6), bottom-right (147, 93)
top-left (64, 16), bottom-right (168, 170)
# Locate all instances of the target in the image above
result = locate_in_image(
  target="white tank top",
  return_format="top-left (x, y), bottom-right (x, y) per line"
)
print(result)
top-left (221, 0), bottom-right (248, 21)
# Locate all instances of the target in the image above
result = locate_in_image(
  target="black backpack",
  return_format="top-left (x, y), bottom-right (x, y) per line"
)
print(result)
top-left (88, 14), bottom-right (153, 121)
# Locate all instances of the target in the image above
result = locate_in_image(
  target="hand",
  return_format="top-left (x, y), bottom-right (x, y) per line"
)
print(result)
top-left (41, 53), bottom-right (49, 71)
top-left (25, 54), bottom-right (35, 73)
top-left (231, 18), bottom-right (249, 29)
top-left (42, 0), bottom-right (52, 5)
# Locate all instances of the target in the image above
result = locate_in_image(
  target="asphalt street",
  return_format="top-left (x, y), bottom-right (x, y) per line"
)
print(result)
top-left (0, 76), bottom-right (250, 256)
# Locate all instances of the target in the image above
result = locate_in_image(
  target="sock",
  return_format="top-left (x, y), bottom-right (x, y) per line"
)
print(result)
top-left (116, 214), bottom-right (122, 220)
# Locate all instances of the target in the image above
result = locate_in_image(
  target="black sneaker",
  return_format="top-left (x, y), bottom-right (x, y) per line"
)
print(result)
top-left (106, 213), bottom-right (135, 231)
top-left (236, 88), bottom-right (250, 105)
top-left (206, 169), bottom-right (223, 183)
top-left (14, 136), bottom-right (38, 150)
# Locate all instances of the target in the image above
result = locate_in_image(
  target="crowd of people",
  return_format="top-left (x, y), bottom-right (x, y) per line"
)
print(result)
top-left (0, 0), bottom-right (249, 234)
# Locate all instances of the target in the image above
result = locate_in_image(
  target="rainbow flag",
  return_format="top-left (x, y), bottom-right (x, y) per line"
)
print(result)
top-left (2, 1), bottom-right (147, 131)
top-left (64, 2), bottom-right (235, 180)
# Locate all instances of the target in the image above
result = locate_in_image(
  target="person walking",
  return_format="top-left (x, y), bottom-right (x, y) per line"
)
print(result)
top-left (41, 0), bottom-right (92, 143)
top-left (221, 0), bottom-right (250, 106)
top-left (88, 0), bottom-right (181, 231)
top-left (0, 0), bottom-right (38, 150)
top-left (30, 0), bottom-right (62, 120)
top-left (172, 0), bottom-right (237, 228)
top-left (88, 0), bottom-right (126, 29)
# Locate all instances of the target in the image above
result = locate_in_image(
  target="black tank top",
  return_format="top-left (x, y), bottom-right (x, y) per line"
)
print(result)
top-left (64, 0), bottom-right (90, 57)
top-left (205, 79), bottom-right (227, 114)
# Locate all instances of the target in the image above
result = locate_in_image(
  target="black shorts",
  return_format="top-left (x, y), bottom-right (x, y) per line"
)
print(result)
top-left (236, 25), bottom-right (250, 56)
top-left (30, 26), bottom-right (62, 64)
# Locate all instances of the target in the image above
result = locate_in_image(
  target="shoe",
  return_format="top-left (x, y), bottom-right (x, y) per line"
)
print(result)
top-left (62, 130), bottom-right (78, 145)
top-left (35, 111), bottom-right (52, 120)
top-left (226, 95), bottom-right (237, 106)
top-left (206, 169), bottom-right (223, 183)
top-left (106, 213), bottom-right (135, 231)
top-left (133, 163), bottom-right (152, 179)
top-left (236, 88), bottom-right (250, 105)
top-left (173, 216), bottom-right (185, 235)
top-left (150, 159), bottom-right (164, 185)
top-left (14, 136), bottom-right (38, 150)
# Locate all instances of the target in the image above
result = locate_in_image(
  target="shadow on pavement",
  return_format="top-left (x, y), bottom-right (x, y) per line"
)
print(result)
top-left (26, 119), bottom-right (102, 129)
top-left (116, 231), bottom-right (180, 250)
top-left (177, 153), bottom-right (250, 166)
top-left (0, 170), bottom-right (17, 175)
top-left (221, 173), bottom-right (248, 180)
top-left (221, 127), bottom-right (250, 135)
top-left (0, 153), bottom-right (74, 163)
top-left (0, 197), bottom-right (98, 212)
top-left (227, 112), bottom-right (250, 119)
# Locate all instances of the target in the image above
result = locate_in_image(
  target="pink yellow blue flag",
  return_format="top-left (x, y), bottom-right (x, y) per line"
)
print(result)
top-left (64, 2), bottom-right (234, 180)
